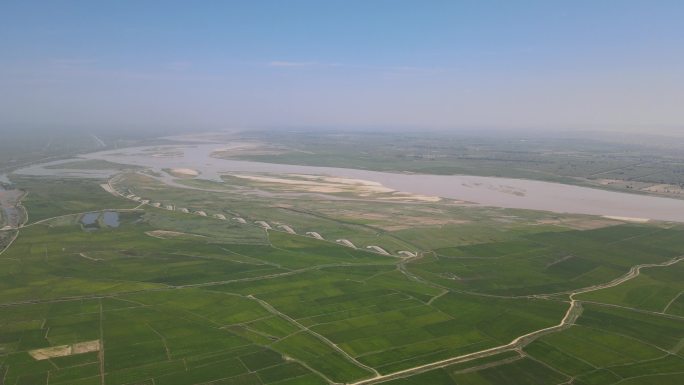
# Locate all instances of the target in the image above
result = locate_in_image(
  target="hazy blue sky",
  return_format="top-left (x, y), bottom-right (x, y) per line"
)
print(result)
top-left (1, 1), bottom-right (683, 132)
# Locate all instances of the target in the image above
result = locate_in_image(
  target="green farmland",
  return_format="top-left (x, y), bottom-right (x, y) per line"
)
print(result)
top-left (2, 165), bottom-right (684, 385)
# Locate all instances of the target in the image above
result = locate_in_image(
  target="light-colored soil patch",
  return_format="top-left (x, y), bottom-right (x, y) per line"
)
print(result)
top-left (228, 173), bottom-right (441, 202)
top-left (382, 192), bottom-right (441, 202)
top-left (277, 224), bottom-right (296, 234)
top-left (641, 183), bottom-right (684, 195)
top-left (72, 340), bottom-right (100, 354)
top-left (366, 246), bottom-right (390, 255)
top-left (231, 173), bottom-right (393, 194)
top-left (336, 239), bottom-right (357, 248)
top-left (99, 183), bottom-right (117, 195)
top-left (145, 230), bottom-right (206, 239)
top-left (79, 252), bottom-right (102, 261)
top-left (167, 168), bottom-right (200, 178)
top-left (603, 215), bottom-right (650, 223)
top-left (597, 178), bottom-right (625, 186)
top-left (595, 179), bottom-right (651, 190)
top-left (29, 340), bottom-right (100, 360)
top-left (398, 251), bottom-right (417, 258)
top-left (255, 221), bottom-right (272, 230)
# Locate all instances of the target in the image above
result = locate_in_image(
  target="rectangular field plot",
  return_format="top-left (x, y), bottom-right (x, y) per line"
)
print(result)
top-left (382, 355), bottom-right (568, 385)
top-left (408, 225), bottom-right (684, 296)
top-left (577, 304), bottom-right (684, 351)
top-left (0, 289), bottom-right (333, 385)
top-left (271, 331), bottom-right (375, 383)
top-left (577, 261), bottom-right (684, 313)
top-left (526, 305), bottom-right (684, 385)
top-left (449, 357), bottom-right (569, 385)
top-left (351, 293), bottom-right (565, 373)
top-left (213, 263), bottom-right (566, 375)
top-left (523, 340), bottom-right (596, 376)
top-left (531, 325), bottom-right (663, 368)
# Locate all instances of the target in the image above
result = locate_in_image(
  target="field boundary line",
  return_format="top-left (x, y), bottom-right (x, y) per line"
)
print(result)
top-left (147, 323), bottom-right (172, 360)
top-left (98, 300), bottom-right (105, 385)
top-left (612, 370), bottom-right (684, 384)
top-left (579, 300), bottom-right (684, 321)
top-left (662, 290), bottom-right (684, 314)
top-left (569, 255), bottom-right (684, 299)
top-left (427, 289), bottom-right (449, 305)
top-left (248, 294), bottom-right (380, 377)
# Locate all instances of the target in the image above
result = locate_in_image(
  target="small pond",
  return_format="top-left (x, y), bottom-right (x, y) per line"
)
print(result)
top-left (80, 211), bottom-right (120, 230)
top-left (102, 211), bottom-right (120, 227)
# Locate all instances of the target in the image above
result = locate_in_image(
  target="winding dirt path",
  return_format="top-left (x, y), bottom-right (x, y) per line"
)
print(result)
top-left (349, 255), bottom-right (684, 385)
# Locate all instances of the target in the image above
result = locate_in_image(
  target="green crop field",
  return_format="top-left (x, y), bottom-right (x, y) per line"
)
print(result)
top-left (3, 138), bottom-right (684, 385)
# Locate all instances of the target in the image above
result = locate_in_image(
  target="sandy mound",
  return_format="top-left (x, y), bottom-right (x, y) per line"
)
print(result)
top-left (602, 216), bottom-right (650, 223)
top-left (229, 173), bottom-right (441, 202)
top-left (167, 168), bottom-right (200, 178)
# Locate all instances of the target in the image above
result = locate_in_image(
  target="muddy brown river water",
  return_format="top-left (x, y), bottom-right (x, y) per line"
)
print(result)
top-left (14, 143), bottom-right (684, 222)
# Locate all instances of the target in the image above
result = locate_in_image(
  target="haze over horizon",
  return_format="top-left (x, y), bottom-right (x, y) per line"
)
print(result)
top-left (1, 1), bottom-right (683, 133)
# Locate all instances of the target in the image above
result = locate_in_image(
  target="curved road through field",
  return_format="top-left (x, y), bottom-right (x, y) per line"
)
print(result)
top-left (349, 255), bottom-right (684, 385)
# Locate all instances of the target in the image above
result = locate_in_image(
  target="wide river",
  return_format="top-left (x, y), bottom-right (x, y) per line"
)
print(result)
top-left (15, 143), bottom-right (684, 222)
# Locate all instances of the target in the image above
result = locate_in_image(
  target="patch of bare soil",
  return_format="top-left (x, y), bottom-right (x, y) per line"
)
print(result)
top-left (29, 340), bottom-right (100, 360)
top-left (603, 215), bottom-right (650, 223)
top-left (641, 183), bottom-right (684, 196)
top-left (228, 173), bottom-right (441, 202)
top-left (166, 168), bottom-right (200, 178)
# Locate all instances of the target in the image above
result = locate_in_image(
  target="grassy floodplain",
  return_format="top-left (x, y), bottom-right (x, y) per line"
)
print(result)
top-left (1, 170), bottom-right (684, 385)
